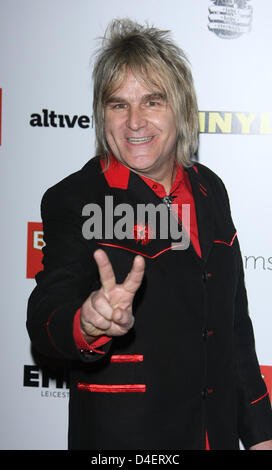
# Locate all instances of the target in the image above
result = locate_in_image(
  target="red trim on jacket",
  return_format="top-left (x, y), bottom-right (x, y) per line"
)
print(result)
top-left (250, 391), bottom-right (269, 405)
top-left (214, 232), bottom-right (237, 246)
top-left (205, 431), bottom-right (210, 450)
top-left (97, 242), bottom-right (186, 258)
top-left (77, 383), bottom-right (146, 393)
top-left (110, 354), bottom-right (143, 363)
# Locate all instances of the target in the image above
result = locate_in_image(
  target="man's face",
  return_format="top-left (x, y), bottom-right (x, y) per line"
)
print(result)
top-left (104, 71), bottom-right (177, 178)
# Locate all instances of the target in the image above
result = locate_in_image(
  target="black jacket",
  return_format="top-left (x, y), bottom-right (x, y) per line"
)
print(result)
top-left (27, 156), bottom-right (272, 450)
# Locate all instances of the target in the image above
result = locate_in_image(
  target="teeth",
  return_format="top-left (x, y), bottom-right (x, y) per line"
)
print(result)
top-left (127, 136), bottom-right (153, 144)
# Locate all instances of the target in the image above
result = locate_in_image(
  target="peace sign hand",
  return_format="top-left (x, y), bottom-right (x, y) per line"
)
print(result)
top-left (80, 249), bottom-right (145, 343)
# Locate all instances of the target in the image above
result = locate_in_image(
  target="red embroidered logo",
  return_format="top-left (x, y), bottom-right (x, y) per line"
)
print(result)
top-left (133, 224), bottom-right (154, 245)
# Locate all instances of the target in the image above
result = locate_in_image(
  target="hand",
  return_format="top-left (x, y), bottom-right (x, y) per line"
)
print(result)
top-left (249, 439), bottom-right (272, 450)
top-left (80, 249), bottom-right (145, 342)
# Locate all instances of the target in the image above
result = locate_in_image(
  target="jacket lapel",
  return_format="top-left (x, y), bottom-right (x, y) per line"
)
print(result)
top-left (186, 165), bottom-right (214, 266)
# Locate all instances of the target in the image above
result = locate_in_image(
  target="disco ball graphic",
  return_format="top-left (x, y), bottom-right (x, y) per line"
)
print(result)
top-left (208, 0), bottom-right (253, 39)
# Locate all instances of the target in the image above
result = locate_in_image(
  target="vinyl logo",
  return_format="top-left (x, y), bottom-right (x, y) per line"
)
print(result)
top-left (26, 222), bottom-right (44, 278)
top-left (199, 111), bottom-right (272, 135)
top-left (208, 0), bottom-right (253, 39)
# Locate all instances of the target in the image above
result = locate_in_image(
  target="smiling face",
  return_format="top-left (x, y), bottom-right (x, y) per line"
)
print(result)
top-left (104, 71), bottom-right (178, 183)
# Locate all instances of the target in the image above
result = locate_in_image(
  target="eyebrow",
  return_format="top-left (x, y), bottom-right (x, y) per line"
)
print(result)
top-left (144, 93), bottom-right (166, 101)
top-left (105, 92), bottom-right (166, 104)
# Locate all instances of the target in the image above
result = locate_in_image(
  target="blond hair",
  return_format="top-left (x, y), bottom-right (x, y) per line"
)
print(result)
top-left (92, 18), bottom-right (199, 167)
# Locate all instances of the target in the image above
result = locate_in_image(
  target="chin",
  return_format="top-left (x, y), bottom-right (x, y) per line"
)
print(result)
top-left (121, 154), bottom-right (157, 171)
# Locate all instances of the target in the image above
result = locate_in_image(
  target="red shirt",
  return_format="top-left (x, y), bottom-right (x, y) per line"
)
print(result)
top-left (139, 164), bottom-right (201, 258)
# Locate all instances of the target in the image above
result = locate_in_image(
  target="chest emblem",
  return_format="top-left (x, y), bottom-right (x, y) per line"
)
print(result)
top-left (133, 223), bottom-right (154, 245)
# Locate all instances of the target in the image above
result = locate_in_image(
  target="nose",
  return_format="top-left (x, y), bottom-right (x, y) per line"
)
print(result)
top-left (127, 106), bottom-right (147, 131)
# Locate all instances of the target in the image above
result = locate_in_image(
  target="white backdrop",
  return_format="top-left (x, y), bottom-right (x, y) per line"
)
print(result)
top-left (0, 0), bottom-right (271, 450)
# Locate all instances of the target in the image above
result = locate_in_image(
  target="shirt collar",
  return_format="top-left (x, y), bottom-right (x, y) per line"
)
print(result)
top-left (100, 153), bottom-right (185, 195)
top-left (100, 153), bottom-right (130, 189)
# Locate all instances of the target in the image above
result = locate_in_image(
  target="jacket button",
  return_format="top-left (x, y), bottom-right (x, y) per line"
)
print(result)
top-left (202, 272), bottom-right (211, 282)
top-left (202, 388), bottom-right (214, 399)
top-left (203, 329), bottom-right (214, 341)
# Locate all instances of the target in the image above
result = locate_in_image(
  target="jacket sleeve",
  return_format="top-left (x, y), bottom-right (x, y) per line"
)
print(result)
top-left (217, 175), bottom-right (272, 449)
top-left (234, 241), bottom-right (272, 448)
top-left (26, 184), bottom-right (112, 363)
top-left (213, 173), bottom-right (272, 448)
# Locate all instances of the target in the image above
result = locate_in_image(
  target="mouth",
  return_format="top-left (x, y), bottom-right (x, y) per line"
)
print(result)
top-left (126, 136), bottom-right (154, 144)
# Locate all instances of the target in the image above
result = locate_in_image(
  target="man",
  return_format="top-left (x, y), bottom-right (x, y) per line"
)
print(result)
top-left (27, 19), bottom-right (272, 450)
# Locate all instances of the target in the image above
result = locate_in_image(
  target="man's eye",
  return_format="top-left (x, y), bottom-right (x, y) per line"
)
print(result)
top-left (112, 103), bottom-right (126, 109)
top-left (146, 101), bottom-right (158, 107)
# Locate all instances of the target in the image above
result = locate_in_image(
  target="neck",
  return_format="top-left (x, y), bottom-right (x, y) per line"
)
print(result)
top-left (131, 157), bottom-right (176, 194)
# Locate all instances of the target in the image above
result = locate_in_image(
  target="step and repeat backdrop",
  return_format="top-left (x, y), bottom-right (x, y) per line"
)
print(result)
top-left (1, 0), bottom-right (271, 450)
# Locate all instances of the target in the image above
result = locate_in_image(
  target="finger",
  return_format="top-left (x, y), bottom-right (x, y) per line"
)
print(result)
top-left (81, 292), bottom-right (113, 335)
top-left (112, 308), bottom-right (135, 330)
top-left (87, 307), bottom-right (112, 332)
top-left (90, 291), bottom-right (113, 321)
top-left (93, 249), bottom-right (116, 293)
top-left (123, 255), bottom-right (145, 294)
